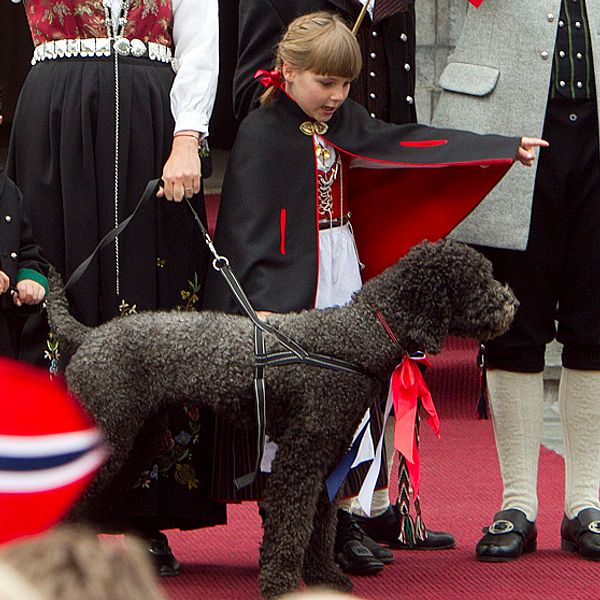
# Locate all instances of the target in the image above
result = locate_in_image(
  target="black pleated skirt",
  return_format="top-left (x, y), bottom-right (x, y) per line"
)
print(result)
top-left (9, 55), bottom-right (206, 323)
top-left (8, 55), bottom-right (225, 530)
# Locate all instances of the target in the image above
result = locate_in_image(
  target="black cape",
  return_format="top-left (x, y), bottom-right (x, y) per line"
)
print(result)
top-left (204, 91), bottom-right (520, 314)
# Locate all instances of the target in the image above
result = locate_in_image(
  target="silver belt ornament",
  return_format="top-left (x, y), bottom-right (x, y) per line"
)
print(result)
top-left (31, 38), bottom-right (174, 69)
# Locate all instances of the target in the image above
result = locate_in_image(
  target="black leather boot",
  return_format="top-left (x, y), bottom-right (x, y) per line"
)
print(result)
top-left (334, 510), bottom-right (388, 575)
top-left (476, 508), bottom-right (537, 562)
top-left (561, 508), bottom-right (600, 561)
top-left (354, 504), bottom-right (455, 550)
top-left (142, 531), bottom-right (180, 577)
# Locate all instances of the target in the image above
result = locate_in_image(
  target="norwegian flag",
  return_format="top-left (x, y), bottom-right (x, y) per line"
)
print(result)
top-left (0, 358), bottom-right (105, 545)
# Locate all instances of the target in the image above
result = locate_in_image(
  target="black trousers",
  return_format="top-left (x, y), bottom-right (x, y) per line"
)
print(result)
top-left (481, 97), bottom-right (600, 373)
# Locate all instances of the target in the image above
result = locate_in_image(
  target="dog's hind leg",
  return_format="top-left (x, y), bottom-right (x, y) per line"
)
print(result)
top-left (302, 488), bottom-right (352, 592)
top-left (258, 432), bottom-right (330, 600)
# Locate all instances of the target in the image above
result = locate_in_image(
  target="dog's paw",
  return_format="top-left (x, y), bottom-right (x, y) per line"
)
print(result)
top-left (259, 571), bottom-right (300, 600)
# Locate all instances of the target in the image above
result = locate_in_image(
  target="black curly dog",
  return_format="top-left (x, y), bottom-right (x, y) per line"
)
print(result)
top-left (47, 239), bottom-right (517, 599)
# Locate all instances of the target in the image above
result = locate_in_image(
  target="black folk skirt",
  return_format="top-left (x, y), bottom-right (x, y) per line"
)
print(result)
top-left (8, 54), bottom-right (225, 531)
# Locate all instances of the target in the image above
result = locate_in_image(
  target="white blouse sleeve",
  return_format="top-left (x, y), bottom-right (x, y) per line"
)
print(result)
top-left (171, 0), bottom-right (219, 136)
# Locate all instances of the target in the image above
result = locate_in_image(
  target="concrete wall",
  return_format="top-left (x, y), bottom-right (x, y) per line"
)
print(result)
top-left (415, 0), bottom-right (468, 124)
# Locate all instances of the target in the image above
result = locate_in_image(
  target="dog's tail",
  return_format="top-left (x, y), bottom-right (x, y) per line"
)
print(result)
top-left (46, 267), bottom-right (90, 353)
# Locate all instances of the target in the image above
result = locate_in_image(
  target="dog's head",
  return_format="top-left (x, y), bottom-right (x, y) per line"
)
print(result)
top-left (359, 239), bottom-right (518, 354)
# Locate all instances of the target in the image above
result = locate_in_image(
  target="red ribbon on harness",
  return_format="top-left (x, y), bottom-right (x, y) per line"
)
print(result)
top-left (254, 68), bottom-right (283, 91)
top-left (392, 353), bottom-right (440, 498)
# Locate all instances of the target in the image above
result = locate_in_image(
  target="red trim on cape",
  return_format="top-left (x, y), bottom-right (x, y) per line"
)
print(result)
top-left (400, 140), bottom-right (448, 148)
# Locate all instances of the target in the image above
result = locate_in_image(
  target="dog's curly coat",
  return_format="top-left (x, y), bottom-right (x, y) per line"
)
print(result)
top-left (48, 239), bottom-right (517, 599)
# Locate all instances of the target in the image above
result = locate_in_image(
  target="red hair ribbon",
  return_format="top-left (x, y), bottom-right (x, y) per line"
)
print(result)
top-left (391, 353), bottom-right (440, 498)
top-left (254, 68), bottom-right (283, 90)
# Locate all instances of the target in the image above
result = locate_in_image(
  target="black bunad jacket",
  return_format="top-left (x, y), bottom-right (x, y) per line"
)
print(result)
top-left (0, 174), bottom-right (48, 356)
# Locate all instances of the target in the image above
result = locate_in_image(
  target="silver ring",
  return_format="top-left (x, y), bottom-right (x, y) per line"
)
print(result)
top-left (212, 256), bottom-right (230, 270)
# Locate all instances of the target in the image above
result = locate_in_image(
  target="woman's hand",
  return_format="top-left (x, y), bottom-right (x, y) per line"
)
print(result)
top-left (0, 271), bottom-right (9, 294)
top-left (157, 132), bottom-right (202, 202)
top-left (13, 279), bottom-right (46, 306)
top-left (517, 137), bottom-right (550, 166)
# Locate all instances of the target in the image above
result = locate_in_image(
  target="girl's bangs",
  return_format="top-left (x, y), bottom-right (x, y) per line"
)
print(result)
top-left (307, 33), bottom-right (362, 80)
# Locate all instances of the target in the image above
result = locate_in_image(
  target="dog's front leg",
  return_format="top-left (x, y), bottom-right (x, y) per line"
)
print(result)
top-left (259, 430), bottom-right (328, 600)
top-left (302, 488), bottom-right (352, 592)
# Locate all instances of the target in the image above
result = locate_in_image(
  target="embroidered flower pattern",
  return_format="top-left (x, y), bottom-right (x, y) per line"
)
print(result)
top-left (178, 273), bottom-right (201, 311)
top-left (23, 0), bottom-right (173, 47)
top-left (118, 299), bottom-right (138, 317)
top-left (44, 331), bottom-right (61, 378)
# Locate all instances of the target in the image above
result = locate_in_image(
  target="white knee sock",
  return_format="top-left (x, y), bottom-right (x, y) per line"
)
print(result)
top-left (350, 417), bottom-right (395, 518)
top-left (486, 369), bottom-right (544, 521)
top-left (559, 367), bottom-right (600, 519)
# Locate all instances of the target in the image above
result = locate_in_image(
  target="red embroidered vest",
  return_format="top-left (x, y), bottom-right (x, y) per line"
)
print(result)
top-left (23, 0), bottom-right (173, 47)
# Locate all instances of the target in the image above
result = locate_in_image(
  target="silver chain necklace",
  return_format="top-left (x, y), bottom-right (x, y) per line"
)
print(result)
top-left (102, 0), bottom-right (131, 298)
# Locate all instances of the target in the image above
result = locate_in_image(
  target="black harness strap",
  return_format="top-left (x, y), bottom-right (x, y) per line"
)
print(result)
top-left (183, 197), bottom-right (366, 488)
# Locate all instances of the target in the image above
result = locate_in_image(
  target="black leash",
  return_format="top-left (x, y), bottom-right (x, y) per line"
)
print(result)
top-left (62, 178), bottom-right (365, 490)
top-left (63, 179), bottom-right (160, 293)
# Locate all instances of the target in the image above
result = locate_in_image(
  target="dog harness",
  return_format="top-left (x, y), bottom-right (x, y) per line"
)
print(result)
top-left (63, 179), bottom-right (368, 490)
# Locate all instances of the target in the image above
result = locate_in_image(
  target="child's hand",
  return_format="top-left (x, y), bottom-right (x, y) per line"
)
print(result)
top-left (0, 271), bottom-right (9, 294)
top-left (13, 279), bottom-right (46, 307)
top-left (517, 137), bottom-right (549, 166)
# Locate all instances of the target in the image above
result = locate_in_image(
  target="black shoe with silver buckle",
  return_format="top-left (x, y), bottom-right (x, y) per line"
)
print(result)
top-left (561, 507), bottom-right (600, 561)
top-left (354, 504), bottom-right (456, 550)
top-left (335, 510), bottom-right (388, 575)
top-left (144, 531), bottom-right (180, 577)
top-left (476, 508), bottom-right (537, 562)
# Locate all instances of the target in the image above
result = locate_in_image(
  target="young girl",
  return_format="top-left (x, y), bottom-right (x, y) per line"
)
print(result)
top-left (202, 9), bottom-right (546, 573)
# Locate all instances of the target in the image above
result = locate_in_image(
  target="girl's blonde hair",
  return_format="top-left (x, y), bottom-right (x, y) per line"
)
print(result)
top-left (260, 12), bottom-right (362, 106)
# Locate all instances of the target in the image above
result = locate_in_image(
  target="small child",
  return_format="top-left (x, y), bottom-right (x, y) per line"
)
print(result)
top-left (0, 115), bottom-right (48, 358)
